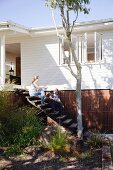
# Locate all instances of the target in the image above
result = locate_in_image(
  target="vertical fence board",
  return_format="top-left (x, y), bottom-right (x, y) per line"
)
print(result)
top-left (59, 90), bottom-right (113, 133)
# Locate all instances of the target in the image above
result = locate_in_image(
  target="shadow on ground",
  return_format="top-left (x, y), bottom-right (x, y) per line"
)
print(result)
top-left (0, 146), bottom-right (102, 170)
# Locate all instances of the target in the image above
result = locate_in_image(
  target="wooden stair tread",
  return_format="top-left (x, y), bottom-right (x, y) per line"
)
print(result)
top-left (45, 108), bottom-right (53, 113)
top-left (62, 119), bottom-right (73, 125)
top-left (38, 103), bottom-right (49, 108)
top-left (26, 96), bottom-right (40, 101)
top-left (56, 115), bottom-right (67, 120)
top-left (22, 91), bottom-right (29, 95)
top-left (49, 111), bottom-right (59, 116)
top-left (26, 97), bottom-right (41, 109)
top-left (69, 123), bottom-right (77, 128)
top-left (31, 100), bottom-right (41, 103)
top-left (34, 101), bottom-right (42, 105)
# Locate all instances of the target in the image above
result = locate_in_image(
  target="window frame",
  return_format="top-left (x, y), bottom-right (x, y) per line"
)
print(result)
top-left (58, 32), bottom-right (103, 66)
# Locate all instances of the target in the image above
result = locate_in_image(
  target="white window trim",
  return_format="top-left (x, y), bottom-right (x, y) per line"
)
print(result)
top-left (59, 32), bottom-right (104, 66)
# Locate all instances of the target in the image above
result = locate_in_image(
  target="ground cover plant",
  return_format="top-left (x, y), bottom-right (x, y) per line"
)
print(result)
top-left (0, 91), bottom-right (14, 121)
top-left (0, 106), bottom-right (44, 156)
top-left (86, 131), bottom-right (103, 149)
top-left (0, 90), bottom-right (44, 156)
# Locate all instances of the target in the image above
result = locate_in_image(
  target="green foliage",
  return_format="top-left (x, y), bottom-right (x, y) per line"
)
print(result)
top-left (45, 128), bottom-right (69, 153)
top-left (0, 91), bottom-right (13, 120)
top-left (6, 145), bottom-right (22, 156)
top-left (86, 133), bottom-right (102, 149)
top-left (45, 0), bottom-right (90, 14)
top-left (0, 106), bottom-right (44, 156)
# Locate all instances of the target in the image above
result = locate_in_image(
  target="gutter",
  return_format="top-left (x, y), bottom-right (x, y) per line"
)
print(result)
top-left (0, 18), bottom-right (113, 36)
top-left (0, 20), bottom-right (29, 34)
top-left (30, 18), bottom-right (113, 36)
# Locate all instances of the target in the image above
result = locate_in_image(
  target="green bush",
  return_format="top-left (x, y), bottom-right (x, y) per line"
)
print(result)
top-left (6, 145), bottom-right (22, 156)
top-left (0, 106), bottom-right (44, 155)
top-left (87, 132), bottom-right (102, 149)
top-left (0, 91), bottom-right (13, 121)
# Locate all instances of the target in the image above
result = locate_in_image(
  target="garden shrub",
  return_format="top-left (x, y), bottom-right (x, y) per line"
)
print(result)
top-left (0, 106), bottom-right (44, 155)
top-left (86, 132), bottom-right (102, 149)
top-left (0, 88), bottom-right (28, 122)
top-left (0, 91), bottom-right (13, 121)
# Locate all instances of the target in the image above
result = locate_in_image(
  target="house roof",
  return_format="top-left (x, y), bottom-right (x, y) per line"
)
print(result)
top-left (0, 18), bottom-right (113, 37)
top-left (29, 18), bottom-right (113, 36)
top-left (0, 20), bottom-right (29, 35)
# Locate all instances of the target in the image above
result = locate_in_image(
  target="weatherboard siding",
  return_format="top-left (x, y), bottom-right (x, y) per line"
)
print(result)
top-left (5, 32), bottom-right (113, 90)
top-left (21, 36), bottom-right (76, 89)
top-left (82, 31), bottom-right (113, 90)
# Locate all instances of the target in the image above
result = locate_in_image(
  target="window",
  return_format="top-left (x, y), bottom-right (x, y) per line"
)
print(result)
top-left (94, 32), bottom-right (103, 62)
top-left (59, 32), bottom-right (103, 65)
top-left (87, 32), bottom-right (102, 63)
top-left (87, 33), bottom-right (95, 63)
top-left (59, 38), bottom-right (73, 65)
top-left (73, 32), bottom-right (103, 64)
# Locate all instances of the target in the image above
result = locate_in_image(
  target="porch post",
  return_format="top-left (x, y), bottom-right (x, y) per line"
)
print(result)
top-left (0, 35), bottom-right (5, 86)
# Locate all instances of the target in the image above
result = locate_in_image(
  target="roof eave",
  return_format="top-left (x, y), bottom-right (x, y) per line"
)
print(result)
top-left (0, 20), bottom-right (29, 34)
top-left (30, 18), bottom-right (113, 36)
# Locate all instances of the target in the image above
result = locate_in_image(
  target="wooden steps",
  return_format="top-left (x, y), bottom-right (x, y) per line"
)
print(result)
top-left (49, 111), bottom-right (60, 117)
top-left (56, 115), bottom-right (67, 121)
top-left (62, 119), bottom-right (73, 126)
top-left (27, 96), bottom-right (40, 101)
top-left (19, 91), bottom-right (77, 134)
top-left (69, 123), bottom-right (77, 132)
top-left (38, 103), bottom-right (49, 109)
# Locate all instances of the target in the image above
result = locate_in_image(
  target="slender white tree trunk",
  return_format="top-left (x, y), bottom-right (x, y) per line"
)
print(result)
top-left (67, 37), bottom-right (83, 138)
top-left (76, 67), bottom-right (83, 138)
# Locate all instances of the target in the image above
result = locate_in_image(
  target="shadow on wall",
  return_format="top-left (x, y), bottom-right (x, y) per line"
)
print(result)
top-left (82, 61), bottom-right (113, 90)
top-left (82, 36), bottom-right (113, 90)
top-left (23, 36), bottom-right (75, 90)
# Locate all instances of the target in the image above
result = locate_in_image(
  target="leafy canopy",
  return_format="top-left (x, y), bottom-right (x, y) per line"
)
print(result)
top-left (46, 0), bottom-right (90, 14)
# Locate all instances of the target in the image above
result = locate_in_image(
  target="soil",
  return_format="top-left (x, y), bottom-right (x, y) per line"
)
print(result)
top-left (0, 124), bottom-right (102, 170)
top-left (0, 146), bottom-right (102, 170)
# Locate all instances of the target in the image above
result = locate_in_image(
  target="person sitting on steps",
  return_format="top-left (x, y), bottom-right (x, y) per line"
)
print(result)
top-left (45, 88), bottom-right (64, 115)
top-left (29, 75), bottom-right (45, 104)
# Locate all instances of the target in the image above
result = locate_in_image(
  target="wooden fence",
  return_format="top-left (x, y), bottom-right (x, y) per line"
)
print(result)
top-left (59, 90), bottom-right (113, 133)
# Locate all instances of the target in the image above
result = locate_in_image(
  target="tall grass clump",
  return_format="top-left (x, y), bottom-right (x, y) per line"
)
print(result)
top-left (0, 106), bottom-right (44, 155)
top-left (86, 132), bottom-right (102, 149)
top-left (43, 128), bottom-right (70, 154)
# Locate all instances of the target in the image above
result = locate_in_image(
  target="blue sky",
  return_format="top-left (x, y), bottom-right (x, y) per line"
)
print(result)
top-left (0, 0), bottom-right (113, 28)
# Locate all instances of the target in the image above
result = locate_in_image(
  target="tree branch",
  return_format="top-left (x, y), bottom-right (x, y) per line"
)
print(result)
top-left (70, 10), bottom-right (78, 34)
top-left (59, 5), bottom-right (67, 31)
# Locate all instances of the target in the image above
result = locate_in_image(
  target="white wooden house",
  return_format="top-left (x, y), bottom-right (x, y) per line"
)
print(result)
top-left (0, 18), bottom-right (113, 91)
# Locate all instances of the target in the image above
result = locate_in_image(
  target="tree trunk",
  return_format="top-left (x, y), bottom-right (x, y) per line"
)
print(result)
top-left (76, 66), bottom-right (83, 138)
top-left (67, 36), bottom-right (83, 138)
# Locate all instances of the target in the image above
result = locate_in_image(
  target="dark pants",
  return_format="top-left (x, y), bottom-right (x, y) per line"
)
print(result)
top-left (48, 99), bottom-right (64, 115)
